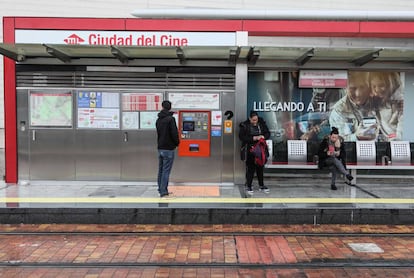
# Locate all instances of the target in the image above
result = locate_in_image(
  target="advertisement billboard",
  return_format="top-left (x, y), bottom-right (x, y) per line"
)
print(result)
top-left (248, 71), bottom-right (404, 144)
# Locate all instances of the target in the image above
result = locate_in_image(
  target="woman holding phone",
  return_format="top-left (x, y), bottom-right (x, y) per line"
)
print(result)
top-left (318, 127), bottom-right (354, 190)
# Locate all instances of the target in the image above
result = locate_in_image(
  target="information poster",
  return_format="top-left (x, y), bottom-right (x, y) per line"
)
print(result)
top-left (140, 112), bottom-right (158, 129)
top-left (169, 93), bottom-right (220, 109)
top-left (30, 92), bottom-right (72, 127)
top-left (77, 91), bottom-right (120, 129)
top-left (78, 108), bottom-right (119, 129)
top-left (122, 93), bottom-right (163, 111)
top-left (122, 112), bottom-right (139, 130)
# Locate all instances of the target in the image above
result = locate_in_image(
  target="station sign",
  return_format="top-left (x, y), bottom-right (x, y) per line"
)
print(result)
top-left (15, 30), bottom-right (236, 46)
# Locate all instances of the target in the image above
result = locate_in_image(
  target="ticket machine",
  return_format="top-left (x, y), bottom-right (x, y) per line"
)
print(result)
top-left (178, 111), bottom-right (211, 157)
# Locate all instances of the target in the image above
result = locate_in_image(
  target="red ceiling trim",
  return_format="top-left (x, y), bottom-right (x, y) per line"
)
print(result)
top-left (13, 17), bottom-right (126, 30)
top-left (126, 19), bottom-right (243, 31)
top-left (6, 17), bottom-right (414, 38)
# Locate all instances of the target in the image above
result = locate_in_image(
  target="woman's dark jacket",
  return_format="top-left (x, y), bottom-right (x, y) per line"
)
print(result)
top-left (317, 135), bottom-right (347, 169)
top-left (238, 117), bottom-right (271, 147)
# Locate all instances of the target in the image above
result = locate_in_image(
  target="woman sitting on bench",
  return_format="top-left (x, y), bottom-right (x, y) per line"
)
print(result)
top-left (318, 127), bottom-right (354, 190)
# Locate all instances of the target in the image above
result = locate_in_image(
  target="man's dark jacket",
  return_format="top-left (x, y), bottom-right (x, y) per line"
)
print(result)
top-left (156, 109), bottom-right (179, 150)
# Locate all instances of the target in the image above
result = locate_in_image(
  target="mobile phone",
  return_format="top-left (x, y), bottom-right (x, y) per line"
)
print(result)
top-left (362, 117), bottom-right (376, 128)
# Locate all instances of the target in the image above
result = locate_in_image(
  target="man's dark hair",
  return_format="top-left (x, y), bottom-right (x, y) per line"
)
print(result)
top-left (162, 100), bottom-right (172, 110)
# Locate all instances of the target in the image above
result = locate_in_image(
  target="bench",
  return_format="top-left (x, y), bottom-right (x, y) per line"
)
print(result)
top-left (265, 140), bottom-right (414, 184)
top-left (347, 140), bottom-right (414, 183)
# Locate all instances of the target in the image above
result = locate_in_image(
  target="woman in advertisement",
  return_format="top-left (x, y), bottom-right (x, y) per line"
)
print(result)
top-left (369, 72), bottom-right (404, 141)
top-left (329, 71), bottom-right (404, 142)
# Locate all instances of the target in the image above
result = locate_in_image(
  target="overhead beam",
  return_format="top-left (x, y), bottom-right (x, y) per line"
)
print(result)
top-left (176, 47), bottom-right (186, 64)
top-left (228, 46), bottom-right (241, 65)
top-left (0, 46), bottom-right (25, 62)
top-left (295, 48), bottom-right (314, 66)
top-left (43, 44), bottom-right (71, 63)
top-left (352, 49), bottom-right (382, 67)
top-left (247, 47), bottom-right (260, 65)
top-left (111, 46), bottom-right (129, 64)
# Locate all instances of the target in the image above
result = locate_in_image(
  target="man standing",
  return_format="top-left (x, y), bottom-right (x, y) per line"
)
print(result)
top-left (156, 100), bottom-right (179, 198)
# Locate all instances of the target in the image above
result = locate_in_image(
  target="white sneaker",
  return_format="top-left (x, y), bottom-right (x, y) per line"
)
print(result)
top-left (259, 186), bottom-right (270, 194)
top-left (246, 186), bottom-right (254, 195)
top-left (160, 194), bottom-right (176, 199)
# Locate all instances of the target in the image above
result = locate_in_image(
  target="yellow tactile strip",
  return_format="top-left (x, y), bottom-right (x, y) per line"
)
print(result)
top-left (1, 197), bottom-right (413, 203)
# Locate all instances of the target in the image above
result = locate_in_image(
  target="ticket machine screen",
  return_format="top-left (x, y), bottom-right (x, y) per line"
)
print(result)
top-left (182, 121), bottom-right (195, 132)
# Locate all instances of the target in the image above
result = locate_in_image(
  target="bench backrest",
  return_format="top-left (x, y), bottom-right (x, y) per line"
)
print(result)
top-left (266, 140), bottom-right (273, 163)
top-left (390, 141), bottom-right (411, 165)
top-left (287, 140), bottom-right (307, 164)
top-left (356, 141), bottom-right (376, 164)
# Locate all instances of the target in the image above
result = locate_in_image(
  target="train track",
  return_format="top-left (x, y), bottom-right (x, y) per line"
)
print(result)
top-left (0, 231), bottom-right (412, 270)
top-left (0, 231), bottom-right (413, 237)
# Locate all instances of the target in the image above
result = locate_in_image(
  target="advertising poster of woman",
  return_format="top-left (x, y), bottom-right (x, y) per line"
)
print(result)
top-left (247, 70), bottom-right (404, 161)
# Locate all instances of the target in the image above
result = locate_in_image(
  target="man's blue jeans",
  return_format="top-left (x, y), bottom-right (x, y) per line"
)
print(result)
top-left (157, 149), bottom-right (175, 196)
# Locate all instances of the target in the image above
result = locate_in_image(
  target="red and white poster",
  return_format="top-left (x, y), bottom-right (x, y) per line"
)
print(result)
top-left (299, 70), bottom-right (348, 88)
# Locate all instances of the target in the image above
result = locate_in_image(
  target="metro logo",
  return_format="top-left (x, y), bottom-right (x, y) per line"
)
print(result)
top-left (64, 34), bottom-right (85, 44)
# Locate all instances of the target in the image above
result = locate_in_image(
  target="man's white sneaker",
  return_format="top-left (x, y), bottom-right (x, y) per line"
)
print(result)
top-left (246, 186), bottom-right (254, 195)
top-left (160, 194), bottom-right (176, 199)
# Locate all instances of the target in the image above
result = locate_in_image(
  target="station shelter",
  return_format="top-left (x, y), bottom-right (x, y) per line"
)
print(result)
top-left (2, 17), bottom-right (414, 185)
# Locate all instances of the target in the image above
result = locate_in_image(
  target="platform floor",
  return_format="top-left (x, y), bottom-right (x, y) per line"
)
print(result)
top-left (0, 176), bottom-right (413, 224)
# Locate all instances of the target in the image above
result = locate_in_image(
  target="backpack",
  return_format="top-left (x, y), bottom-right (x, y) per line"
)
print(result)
top-left (249, 138), bottom-right (269, 166)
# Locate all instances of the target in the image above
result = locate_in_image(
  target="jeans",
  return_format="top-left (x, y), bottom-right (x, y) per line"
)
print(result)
top-left (326, 157), bottom-right (349, 185)
top-left (157, 149), bottom-right (175, 196)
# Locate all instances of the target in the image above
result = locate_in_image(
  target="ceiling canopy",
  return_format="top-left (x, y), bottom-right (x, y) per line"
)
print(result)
top-left (1, 43), bottom-right (414, 70)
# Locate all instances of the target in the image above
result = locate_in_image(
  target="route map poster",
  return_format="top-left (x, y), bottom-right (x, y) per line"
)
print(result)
top-left (169, 93), bottom-right (220, 109)
top-left (30, 92), bottom-right (72, 127)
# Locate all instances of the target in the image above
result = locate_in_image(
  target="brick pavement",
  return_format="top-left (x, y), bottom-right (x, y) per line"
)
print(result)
top-left (0, 224), bottom-right (413, 277)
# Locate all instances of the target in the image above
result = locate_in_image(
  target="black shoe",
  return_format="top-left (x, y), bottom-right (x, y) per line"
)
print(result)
top-left (345, 180), bottom-right (356, 186)
top-left (346, 174), bottom-right (354, 181)
top-left (331, 184), bottom-right (337, 190)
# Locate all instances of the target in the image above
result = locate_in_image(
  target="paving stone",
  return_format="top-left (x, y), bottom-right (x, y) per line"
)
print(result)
top-left (0, 224), bottom-right (413, 277)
